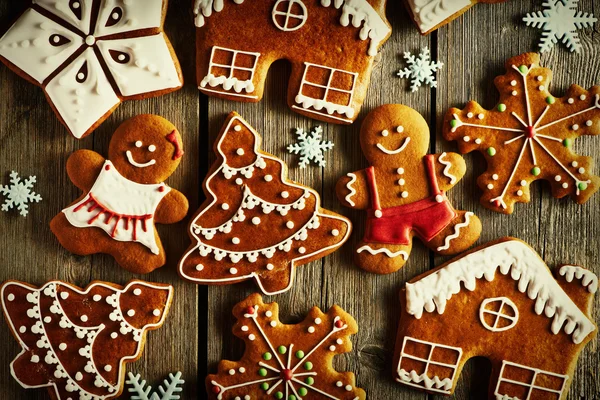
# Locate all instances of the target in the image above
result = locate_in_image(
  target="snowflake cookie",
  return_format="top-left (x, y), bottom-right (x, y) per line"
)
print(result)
top-left (126, 371), bottom-right (185, 400)
top-left (287, 126), bottom-right (334, 168)
top-left (179, 112), bottom-right (351, 295)
top-left (0, 0), bottom-right (183, 139)
top-left (1, 279), bottom-right (173, 400)
top-left (1, 171), bottom-right (42, 217)
top-left (444, 52), bottom-right (600, 214)
top-left (397, 47), bottom-right (443, 92)
top-left (524, 0), bottom-right (597, 53)
top-left (207, 293), bottom-right (365, 400)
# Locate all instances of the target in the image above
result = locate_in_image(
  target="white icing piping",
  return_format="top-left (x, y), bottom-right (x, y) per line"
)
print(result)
top-left (178, 115), bottom-right (351, 295)
top-left (405, 240), bottom-right (596, 344)
top-left (436, 212), bottom-right (473, 251)
top-left (126, 150), bottom-right (156, 168)
top-left (479, 297), bottom-right (519, 332)
top-left (1, 281), bottom-right (173, 399)
top-left (320, 0), bottom-right (390, 56)
top-left (194, 0), bottom-right (245, 27)
top-left (295, 93), bottom-right (355, 119)
top-left (345, 173), bottom-right (357, 207)
top-left (494, 360), bottom-right (568, 400)
top-left (397, 369), bottom-right (453, 392)
top-left (559, 265), bottom-right (598, 294)
top-left (357, 245), bottom-right (408, 260)
top-left (200, 73), bottom-right (255, 94)
top-left (376, 137), bottom-right (410, 155)
top-left (406, 0), bottom-right (471, 33)
top-left (437, 152), bottom-right (457, 184)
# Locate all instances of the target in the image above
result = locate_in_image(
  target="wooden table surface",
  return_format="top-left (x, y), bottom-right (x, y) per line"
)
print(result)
top-left (1, 1), bottom-right (599, 399)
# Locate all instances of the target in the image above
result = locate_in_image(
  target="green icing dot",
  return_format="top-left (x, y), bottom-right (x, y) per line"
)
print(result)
top-left (258, 368), bottom-right (267, 377)
top-left (531, 167), bottom-right (541, 176)
top-left (498, 103), bottom-right (507, 112)
top-left (450, 119), bottom-right (458, 128)
top-left (263, 352), bottom-right (272, 361)
top-left (275, 392), bottom-right (284, 400)
top-left (563, 138), bottom-right (572, 148)
top-left (304, 361), bottom-right (313, 370)
top-left (278, 345), bottom-right (287, 354)
top-left (288, 396), bottom-right (296, 400)
top-left (519, 65), bottom-right (528, 74)
top-left (261, 383), bottom-right (269, 390)
top-left (487, 147), bottom-right (497, 157)
top-left (305, 376), bottom-right (314, 385)
top-left (295, 350), bottom-right (305, 359)
top-left (579, 182), bottom-right (588, 191)
top-left (546, 96), bottom-right (555, 105)
top-left (298, 387), bottom-right (308, 396)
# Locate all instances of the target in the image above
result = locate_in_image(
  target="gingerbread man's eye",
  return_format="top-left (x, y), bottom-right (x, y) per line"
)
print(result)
top-left (397, 126), bottom-right (404, 133)
top-left (381, 130), bottom-right (389, 137)
top-left (135, 141), bottom-right (143, 148)
top-left (148, 145), bottom-right (156, 153)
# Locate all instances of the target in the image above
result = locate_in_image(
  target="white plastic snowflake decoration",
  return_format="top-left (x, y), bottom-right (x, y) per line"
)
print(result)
top-left (1, 171), bottom-right (42, 217)
top-left (524, 0), bottom-right (597, 53)
top-left (287, 126), bottom-right (334, 168)
top-left (397, 47), bottom-right (443, 92)
top-left (126, 371), bottom-right (185, 400)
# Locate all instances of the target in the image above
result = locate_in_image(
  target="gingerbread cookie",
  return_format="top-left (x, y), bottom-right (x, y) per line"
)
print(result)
top-left (1, 279), bottom-right (173, 400)
top-left (179, 112), bottom-right (351, 295)
top-left (394, 238), bottom-right (597, 399)
top-left (404, 0), bottom-right (507, 35)
top-left (336, 104), bottom-right (481, 275)
top-left (207, 293), bottom-right (365, 399)
top-left (444, 53), bottom-right (600, 214)
top-left (194, 0), bottom-right (391, 125)
top-left (0, 0), bottom-right (183, 139)
top-left (50, 114), bottom-right (189, 274)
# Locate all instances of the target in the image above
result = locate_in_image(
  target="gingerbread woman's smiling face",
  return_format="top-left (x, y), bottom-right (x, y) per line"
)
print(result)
top-left (109, 115), bottom-right (184, 184)
top-left (360, 104), bottom-right (430, 166)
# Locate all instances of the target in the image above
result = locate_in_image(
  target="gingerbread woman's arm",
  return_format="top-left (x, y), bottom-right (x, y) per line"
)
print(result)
top-left (336, 169), bottom-right (370, 210)
top-left (155, 189), bottom-right (189, 224)
top-left (431, 152), bottom-right (466, 192)
top-left (66, 150), bottom-right (106, 192)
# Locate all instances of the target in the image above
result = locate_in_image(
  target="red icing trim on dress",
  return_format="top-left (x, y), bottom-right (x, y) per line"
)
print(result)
top-left (166, 130), bottom-right (184, 160)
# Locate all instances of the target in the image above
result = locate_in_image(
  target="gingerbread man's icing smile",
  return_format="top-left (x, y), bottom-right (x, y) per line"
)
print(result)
top-left (126, 140), bottom-right (157, 168)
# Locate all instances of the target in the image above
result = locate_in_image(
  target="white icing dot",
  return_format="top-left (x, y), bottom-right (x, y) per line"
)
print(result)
top-left (7, 294), bottom-right (14, 301)
top-left (112, 12), bottom-right (119, 19)
top-left (221, 203), bottom-right (229, 210)
top-left (579, 167), bottom-right (585, 174)
top-left (492, 174), bottom-right (499, 180)
top-left (475, 138), bottom-right (482, 144)
top-left (331, 229), bottom-right (339, 236)
top-left (252, 217), bottom-right (261, 225)
top-left (264, 175), bottom-right (273, 182)
top-left (93, 295), bottom-right (102, 301)
top-left (81, 315), bottom-right (88, 322)
top-left (148, 145), bottom-right (156, 152)
top-left (336, 381), bottom-right (343, 387)
top-left (401, 191), bottom-right (409, 198)
top-left (270, 321), bottom-right (277, 327)
top-left (381, 130), bottom-right (389, 137)
top-left (196, 264), bottom-right (204, 271)
top-left (229, 369), bottom-right (235, 375)
top-left (586, 120), bottom-right (593, 127)
top-left (336, 338), bottom-right (343, 344)
top-left (72, 1), bottom-right (80, 9)
top-left (308, 326), bottom-right (315, 333)
top-left (248, 334), bottom-right (256, 341)
top-left (487, 184), bottom-right (494, 190)
top-left (572, 161), bottom-right (579, 167)
top-left (31, 355), bottom-right (39, 363)
top-left (239, 367), bottom-right (246, 373)
top-left (234, 125), bottom-right (242, 132)
top-left (266, 311), bottom-right (273, 317)
top-left (539, 85), bottom-right (545, 91)
top-left (435, 194), bottom-right (444, 203)
top-left (266, 263), bottom-right (274, 270)
top-left (133, 288), bottom-right (142, 296)
top-left (478, 114), bottom-right (484, 120)
top-left (463, 136), bottom-right (470, 142)
top-left (59, 343), bottom-right (67, 351)
top-left (77, 72), bottom-right (85, 80)
top-left (44, 316), bottom-right (51, 323)
top-left (572, 124), bottom-right (579, 131)
top-left (563, 183), bottom-right (569, 189)
top-left (537, 76), bottom-right (543, 81)
top-left (281, 191), bottom-right (289, 198)
top-left (127, 310), bottom-right (135, 317)
top-left (236, 148), bottom-right (245, 156)
top-left (374, 210), bottom-right (383, 218)
top-left (329, 345), bottom-right (336, 351)
top-left (230, 268), bottom-right (238, 274)
top-left (232, 237), bottom-right (240, 244)
top-left (153, 309), bottom-right (161, 317)
top-left (396, 126), bottom-right (404, 133)
top-left (104, 365), bottom-right (112, 372)
top-left (235, 178), bottom-right (243, 185)
top-left (568, 98), bottom-right (575, 104)
top-left (555, 175), bottom-right (562, 182)
top-left (581, 95), bottom-right (587, 100)
top-left (298, 247), bottom-right (306, 254)
top-left (118, 54), bottom-right (126, 61)
top-left (467, 112), bottom-right (474, 118)
top-left (19, 326), bottom-right (26, 333)
top-left (345, 385), bottom-right (352, 391)
top-left (241, 326), bottom-right (249, 331)
top-left (398, 178), bottom-right (405, 185)
top-left (111, 332), bottom-right (118, 339)
top-left (512, 90), bottom-right (518, 96)
top-left (76, 372), bottom-right (83, 381)
top-left (520, 180), bottom-right (527, 186)
top-left (286, 221), bottom-right (295, 229)
top-left (517, 190), bottom-right (523, 196)
top-left (60, 292), bottom-right (69, 300)
top-left (510, 80), bottom-right (517, 86)
top-left (397, 168), bottom-right (404, 175)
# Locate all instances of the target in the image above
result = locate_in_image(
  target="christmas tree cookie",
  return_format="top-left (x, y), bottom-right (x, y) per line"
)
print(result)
top-left (179, 112), bottom-right (351, 295)
top-left (207, 293), bottom-right (365, 399)
top-left (444, 52), bottom-right (600, 214)
top-left (1, 279), bottom-right (173, 400)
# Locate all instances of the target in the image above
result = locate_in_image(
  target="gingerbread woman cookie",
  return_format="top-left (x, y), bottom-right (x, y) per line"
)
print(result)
top-left (1, 279), bottom-right (173, 400)
top-left (207, 293), bottom-right (365, 399)
top-left (336, 104), bottom-right (481, 274)
top-left (179, 112), bottom-right (351, 295)
top-left (444, 52), bottom-right (600, 214)
top-left (50, 115), bottom-right (188, 274)
top-left (394, 238), bottom-right (597, 399)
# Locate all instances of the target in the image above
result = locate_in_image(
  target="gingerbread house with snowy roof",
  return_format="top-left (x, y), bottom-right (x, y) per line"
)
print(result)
top-left (193, 0), bottom-right (390, 125)
top-left (394, 238), bottom-right (597, 400)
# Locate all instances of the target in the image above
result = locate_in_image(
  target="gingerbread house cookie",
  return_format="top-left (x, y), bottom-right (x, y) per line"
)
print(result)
top-left (0, 0), bottom-right (183, 139)
top-left (394, 238), bottom-right (597, 399)
top-left (1, 279), bottom-right (173, 400)
top-left (179, 112), bottom-right (351, 295)
top-left (193, 0), bottom-right (391, 125)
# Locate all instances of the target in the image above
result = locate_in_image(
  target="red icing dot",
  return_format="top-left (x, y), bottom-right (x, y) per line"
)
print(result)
top-left (525, 126), bottom-right (536, 139)
top-left (211, 385), bottom-right (221, 394)
top-left (158, 186), bottom-right (165, 192)
top-left (105, 164), bottom-right (111, 171)
top-left (335, 320), bottom-right (344, 328)
top-left (281, 369), bottom-right (293, 381)
top-left (493, 200), bottom-right (502, 208)
top-left (245, 306), bottom-right (255, 315)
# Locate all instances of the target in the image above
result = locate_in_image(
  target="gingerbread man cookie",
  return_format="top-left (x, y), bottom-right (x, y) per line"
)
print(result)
top-left (1, 279), bottom-right (173, 400)
top-left (50, 115), bottom-right (189, 274)
top-left (394, 238), bottom-right (597, 399)
top-left (179, 112), bottom-right (351, 295)
top-left (207, 293), bottom-right (365, 399)
top-left (336, 104), bottom-right (481, 274)
top-left (444, 53), bottom-right (600, 214)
